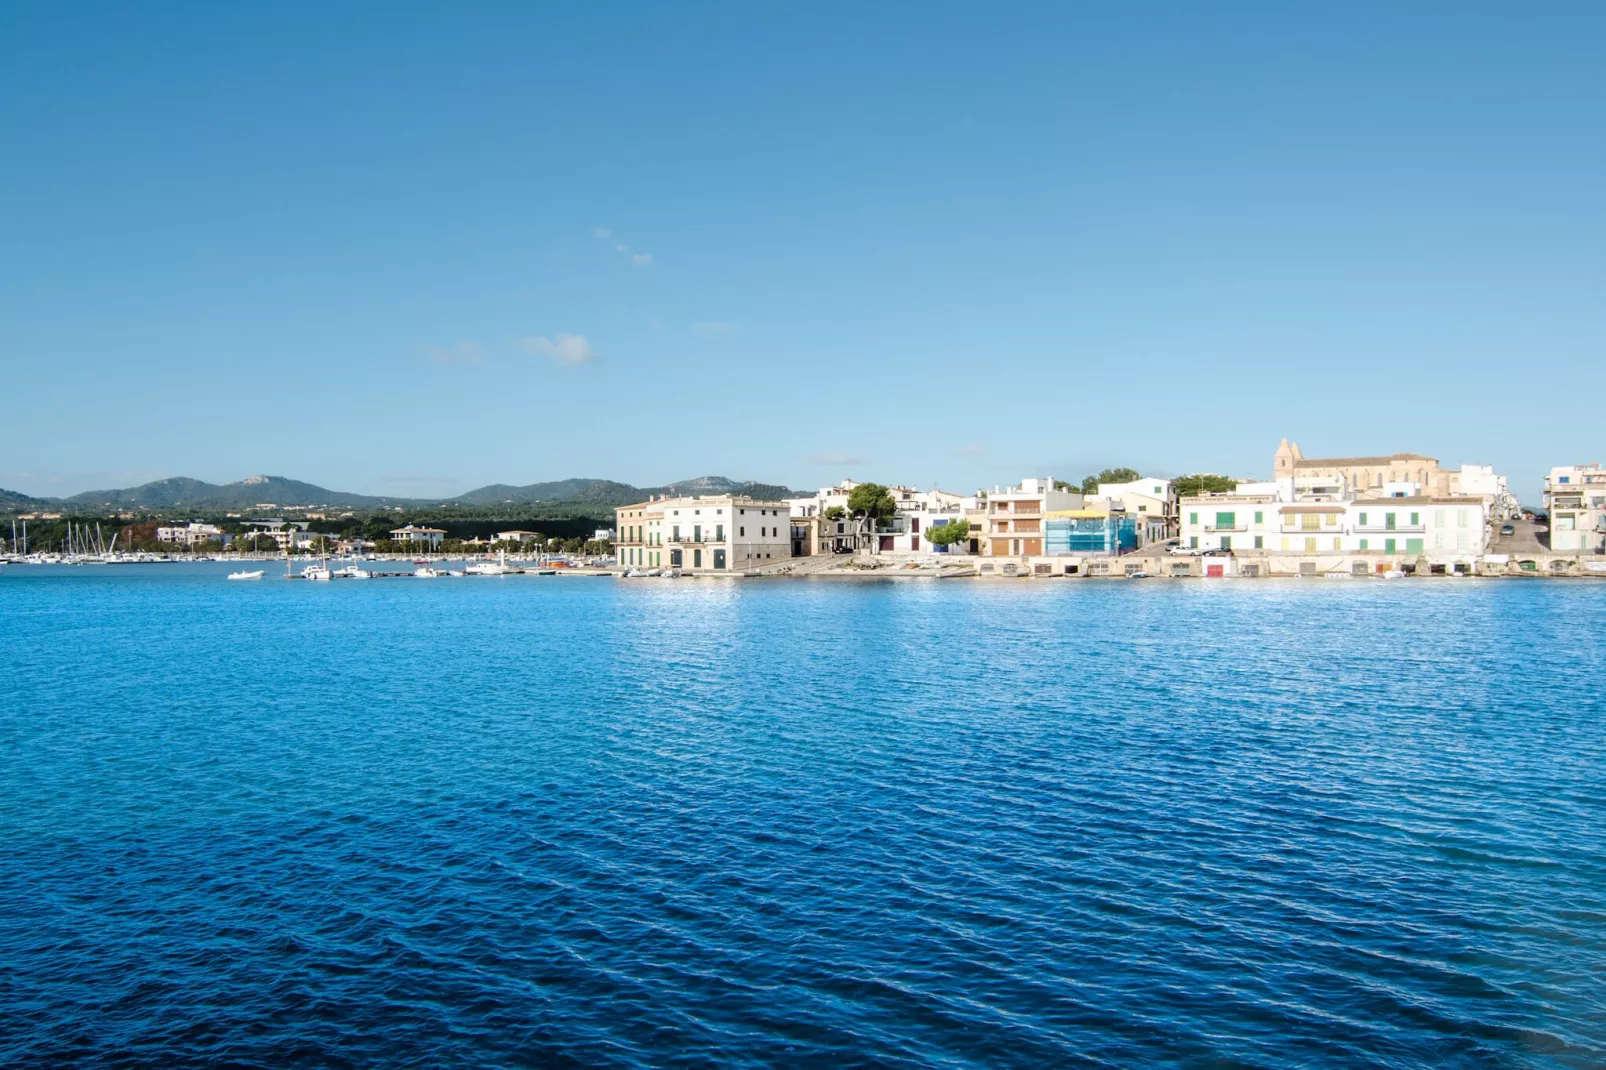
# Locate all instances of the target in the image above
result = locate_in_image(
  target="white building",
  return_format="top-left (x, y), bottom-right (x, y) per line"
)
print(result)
top-left (658, 495), bottom-right (791, 572)
top-left (495, 529), bottom-right (544, 545)
top-left (389, 525), bottom-right (447, 549)
top-left (1544, 464), bottom-right (1606, 553)
top-left (1088, 476), bottom-right (1176, 544)
top-left (156, 522), bottom-right (224, 547)
top-left (1181, 479), bottom-right (1490, 561)
top-left (1457, 464), bottom-right (1520, 519)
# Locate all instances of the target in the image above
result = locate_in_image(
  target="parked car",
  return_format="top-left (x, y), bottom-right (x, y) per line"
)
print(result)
top-left (1499, 523), bottom-right (1515, 536)
top-left (1167, 544), bottom-right (1199, 556)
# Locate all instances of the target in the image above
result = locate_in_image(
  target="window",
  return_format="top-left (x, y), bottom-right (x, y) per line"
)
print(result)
top-left (1325, 513), bottom-right (1338, 526)
top-left (1358, 512), bottom-right (1368, 526)
top-left (1304, 537), bottom-right (1317, 553)
top-left (1254, 511), bottom-right (1263, 524)
top-left (1458, 511), bottom-right (1467, 528)
top-left (739, 527), bottom-right (745, 537)
top-left (1385, 513), bottom-right (1397, 530)
top-left (1220, 536), bottom-right (1232, 551)
top-left (1254, 535), bottom-right (1263, 549)
top-left (716, 525), bottom-right (724, 541)
top-left (1406, 538), bottom-right (1424, 554)
top-left (1189, 512), bottom-right (1198, 525)
top-left (1560, 475), bottom-right (1571, 483)
top-left (693, 525), bottom-right (702, 542)
top-left (1409, 512), bottom-right (1420, 526)
top-left (672, 525), bottom-right (681, 540)
top-left (693, 549), bottom-right (702, 568)
top-left (1189, 536), bottom-right (1198, 549)
top-left (1302, 513), bottom-right (1320, 531)
top-left (1215, 512), bottom-right (1235, 529)
top-left (1385, 538), bottom-right (1396, 554)
top-left (1360, 539), bottom-right (1368, 550)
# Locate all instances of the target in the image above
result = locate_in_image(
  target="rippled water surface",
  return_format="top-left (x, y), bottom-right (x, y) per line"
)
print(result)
top-left (1, 565), bottom-right (1603, 1067)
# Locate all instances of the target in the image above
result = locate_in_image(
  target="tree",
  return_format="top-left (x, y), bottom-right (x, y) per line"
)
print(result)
top-left (1172, 473), bottom-right (1239, 496)
top-left (846, 483), bottom-right (898, 524)
top-left (925, 518), bottom-right (971, 548)
top-left (1080, 467), bottom-right (1142, 495)
top-left (846, 483), bottom-right (899, 551)
top-left (822, 505), bottom-right (846, 522)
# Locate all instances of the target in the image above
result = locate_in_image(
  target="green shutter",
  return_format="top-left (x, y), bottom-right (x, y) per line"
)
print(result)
top-left (1189, 512), bottom-right (1197, 525)
top-left (1360, 539), bottom-right (1368, 550)
top-left (1385, 538), bottom-right (1396, 553)
top-left (1254, 511), bottom-right (1262, 524)
top-left (1359, 512), bottom-right (1367, 526)
top-left (1406, 538), bottom-right (1424, 554)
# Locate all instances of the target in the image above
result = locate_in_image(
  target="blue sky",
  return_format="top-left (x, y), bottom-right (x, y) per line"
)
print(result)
top-left (2, 3), bottom-right (1602, 503)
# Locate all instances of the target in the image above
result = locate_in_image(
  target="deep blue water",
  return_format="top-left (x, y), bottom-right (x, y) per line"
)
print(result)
top-left (1, 565), bottom-right (1603, 1068)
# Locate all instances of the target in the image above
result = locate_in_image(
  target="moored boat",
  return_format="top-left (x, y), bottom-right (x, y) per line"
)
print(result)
top-left (227, 569), bottom-right (264, 581)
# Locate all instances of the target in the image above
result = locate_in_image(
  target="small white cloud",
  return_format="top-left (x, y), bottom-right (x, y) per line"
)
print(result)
top-left (594, 227), bottom-right (654, 266)
top-left (426, 341), bottom-right (483, 365)
top-left (519, 333), bottom-right (596, 366)
top-left (810, 451), bottom-right (864, 466)
top-left (691, 321), bottom-right (740, 337)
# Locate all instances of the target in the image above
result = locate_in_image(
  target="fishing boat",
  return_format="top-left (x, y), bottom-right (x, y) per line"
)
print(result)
top-left (227, 569), bottom-right (265, 581)
top-left (300, 564), bottom-right (332, 581)
top-left (414, 566), bottom-right (441, 578)
top-left (333, 565), bottom-right (371, 580)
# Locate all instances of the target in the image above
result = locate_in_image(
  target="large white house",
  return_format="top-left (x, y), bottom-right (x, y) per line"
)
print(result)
top-left (156, 522), bottom-right (224, 547)
top-left (646, 495), bottom-right (792, 572)
top-left (1180, 477), bottom-right (1490, 562)
top-left (1544, 464), bottom-right (1606, 553)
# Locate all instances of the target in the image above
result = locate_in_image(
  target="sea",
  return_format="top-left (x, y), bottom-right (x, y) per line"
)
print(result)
top-left (1, 563), bottom-right (1602, 1068)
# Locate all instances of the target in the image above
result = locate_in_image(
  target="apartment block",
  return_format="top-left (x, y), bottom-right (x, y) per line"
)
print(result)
top-left (1544, 465), bottom-right (1606, 553)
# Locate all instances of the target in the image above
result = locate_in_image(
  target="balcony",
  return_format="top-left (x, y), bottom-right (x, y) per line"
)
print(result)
top-left (1204, 524), bottom-right (1246, 532)
top-left (1353, 523), bottom-right (1425, 533)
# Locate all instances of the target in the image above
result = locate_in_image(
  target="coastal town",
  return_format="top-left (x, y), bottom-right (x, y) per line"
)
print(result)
top-left (613, 440), bottom-right (1604, 580)
top-left (11, 438), bottom-right (1599, 582)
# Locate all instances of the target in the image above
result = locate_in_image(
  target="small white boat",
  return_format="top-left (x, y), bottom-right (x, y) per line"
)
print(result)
top-left (333, 565), bottom-right (371, 580)
top-left (300, 565), bottom-right (332, 581)
top-left (414, 567), bottom-right (441, 578)
top-left (465, 562), bottom-right (509, 576)
top-left (227, 569), bottom-right (264, 581)
top-left (1383, 569), bottom-right (1406, 579)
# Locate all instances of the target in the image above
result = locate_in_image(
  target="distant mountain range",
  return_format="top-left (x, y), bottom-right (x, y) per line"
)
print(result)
top-left (0, 474), bottom-right (804, 514)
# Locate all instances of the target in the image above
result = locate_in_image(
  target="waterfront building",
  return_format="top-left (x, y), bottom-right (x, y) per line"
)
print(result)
top-left (656, 495), bottom-right (791, 572)
top-left (1180, 478), bottom-right (1491, 569)
top-left (156, 522), bottom-right (224, 547)
top-left (1087, 476), bottom-right (1176, 543)
top-left (494, 529), bottom-right (544, 546)
top-left (1543, 464), bottom-right (1606, 553)
top-left (982, 478), bottom-right (1083, 557)
top-left (389, 525), bottom-right (447, 549)
top-left (1044, 505), bottom-right (1137, 556)
top-left (613, 501), bottom-right (666, 569)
